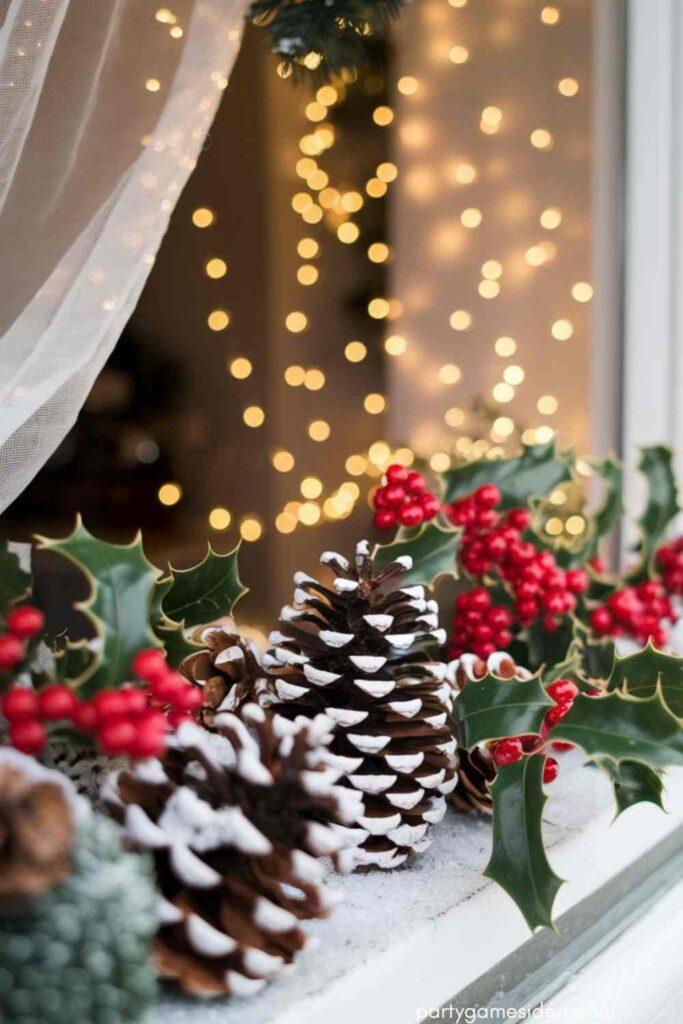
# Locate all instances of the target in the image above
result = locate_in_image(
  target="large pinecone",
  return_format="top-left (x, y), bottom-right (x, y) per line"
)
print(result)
top-left (180, 627), bottom-right (263, 727)
top-left (257, 541), bottom-right (458, 870)
top-left (104, 706), bottom-right (362, 999)
top-left (447, 651), bottom-right (531, 815)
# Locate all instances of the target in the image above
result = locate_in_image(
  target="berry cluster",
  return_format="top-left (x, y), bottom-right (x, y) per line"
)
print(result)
top-left (656, 538), bottom-right (683, 595)
top-left (372, 464), bottom-right (441, 530)
top-left (448, 484), bottom-right (589, 636)
top-left (449, 587), bottom-right (512, 660)
top-left (590, 581), bottom-right (675, 648)
top-left (0, 648), bottom-right (202, 759)
top-left (0, 604), bottom-right (45, 672)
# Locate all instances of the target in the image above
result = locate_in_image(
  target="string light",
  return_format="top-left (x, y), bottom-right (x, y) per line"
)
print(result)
top-left (297, 265), bottom-right (319, 285)
top-left (304, 368), bottom-right (325, 390)
top-left (530, 129), bottom-right (553, 150)
top-left (285, 311), bottom-right (308, 333)
top-left (208, 310), bottom-right (230, 331)
top-left (285, 364), bottom-right (306, 386)
top-left (345, 341), bottom-right (367, 362)
top-left (308, 419), bottom-right (330, 441)
top-left (461, 207), bottom-right (482, 228)
top-left (439, 364), bottom-right (462, 384)
top-left (503, 365), bottom-right (525, 385)
top-left (449, 309), bottom-right (472, 330)
top-left (229, 357), bottom-right (252, 379)
top-left (453, 162), bottom-right (477, 184)
top-left (209, 507), bottom-right (231, 530)
top-left (445, 406), bottom-right (464, 427)
top-left (492, 383), bottom-right (514, 403)
top-left (481, 260), bottom-right (502, 280)
top-left (551, 318), bottom-right (574, 340)
top-left (449, 46), bottom-right (469, 64)
top-left (272, 450), bottom-right (295, 472)
top-left (145, 78), bottom-right (161, 92)
top-left (364, 393), bottom-right (386, 414)
top-left (205, 258), bottom-right (227, 278)
top-left (398, 76), bottom-right (419, 95)
top-left (385, 335), bottom-right (407, 356)
top-left (337, 222), bottom-right (360, 243)
top-left (572, 282), bottom-right (593, 302)
top-left (368, 242), bottom-right (390, 263)
top-left (478, 280), bottom-right (500, 298)
top-left (540, 6), bottom-right (560, 25)
top-left (243, 406), bottom-right (265, 428)
top-left (240, 517), bottom-right (262, 542)
top-left (192, 207), bottom-right (214, 228)
top-left (366, 179), bottom-right (388, 198)
top-left (558, 78), bottom-right (579, 97)
top-left (346, 454), bottom-right (367, 475)
top-left (373, 106), bottom-right (394, 126)
top-left (300, 476), bottom-right (323, 498)
top-left (538, 394), bottom-right (559, 415)
top-left (298, 237), bottom-right (319, 258)
top-left (368, 298), bottom-right (389, 319)
top-left (158, 483), bottom-right (181, 506)
top-left (377, 162), bottom-right (398, 182)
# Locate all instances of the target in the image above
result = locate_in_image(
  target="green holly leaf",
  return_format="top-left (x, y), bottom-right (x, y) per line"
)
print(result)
top-left (597, 758), bottom-right (665, 817)
top-left (0, 540), bottom-right (31, 617)
top-left (569, 620), bottom-right (615, 685)
top-left (152, 577), bottom-right (202, 668)
top-left (552, 689), bottom-right (683, 768)
top-left (440, 440), bottom-right (573, 509)
top-left (564, 456), bottom-right (623, 567)
top-left (628, 446), bottom-right (679, 582)
top-left (53, 639), bottom-right (94, 683)
top-left (373, 520), bottom-right (460, 589)
top-left (36, 518), bottom-right (162, 695)
top-left (520, 616), bottom-right (574, 673)
top-left (451, 673), bottom-right (553, 748)
top-left (484, 755), bottom-right (564, 930)
top-left (162, 543), bottom-right (247, 629)
top-left (605, 642), bottom-right (683, 719)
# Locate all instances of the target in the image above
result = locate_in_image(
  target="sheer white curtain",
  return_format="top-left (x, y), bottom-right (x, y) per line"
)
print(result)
top-left (0, 0), bottom-right (248, 512)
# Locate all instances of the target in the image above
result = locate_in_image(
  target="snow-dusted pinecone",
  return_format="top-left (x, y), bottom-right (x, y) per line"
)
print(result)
top-left (180, 627), bottom-right (263, 727)
top-left (104, 706), bottom-right (362, 999)
top-left (447, 651), bottom-right (531, 815)
top-left (258, 541), bottom-right (458, 871)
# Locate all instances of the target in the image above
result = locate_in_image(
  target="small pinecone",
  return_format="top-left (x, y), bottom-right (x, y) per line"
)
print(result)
top-left (447, 651), bottom-right (531, 815)
top-left (180, 626), bottom-right (263, 727)
top-left (258, 541), bottom-right (458, 871)
top-left (104, 706), bottom-right (361, 999)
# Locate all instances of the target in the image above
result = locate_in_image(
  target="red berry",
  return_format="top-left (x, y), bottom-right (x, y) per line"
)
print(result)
top-left (541, 614), bottom-right (560, 633)
top-left (497, 629), bottom-right (512, 648)
top-left (488, 607), bottom-right (512, 629)
top-left (93, 689), bottom-right (128, 721)
top-left (492, 737), bottom-right (525, 766)
top-left (383, 484), bottom-right (406, 508)
top-left (551, 740), bottom-right (575, 752)
top-left (151, 672), bottom-right (187, 706)
top-left (10, 719), bottom-right (47, 755)
top-left (38, 685), bottom-right (78, 721)
top-left (0, 634), bottom-right (24, 670)
top-left (2, 686), bottom-right (39, 722)
top-left (406, 471), bottom-right (426, 493)
top-left (374, 508), bottom-right (397, 530)
top-left (475, 484), bottom-right (501, 509)
top-left (475, 509), bottom-right (499, 530)
top-left (373, 486), bottom-right (389, 509)
top-left (129, 726), bottom-right (167, 760)
top-left (168, 709), bottom-right (196, 730)
top-left (131, 648), bottom-right (168, 683)
top-left (73, 701), bottom-right (98, 731)
top-left (386, 464), bottom-right (409, 485)
top-left (590, 556), bottom-right (605, 573)
top-left (543, 756), bottom-right (559, 783)
top-left (566, 570), bottom-right (589, 595)
top-left (485, 534), bottom-right (507, 561)
top-left (139, 709), bottom-right (169, 734)
top-left (98, 719), bottom-right (137, 755)
top-left (546, 701), bottom-right (573, 726)
top-left (6, 606), bottom-right (45, 639)
top-left (468, 587), bottom-right (491, 612)
top-left (547, 679), bottom-right (579, 704)
top-left (449, 500), bottom-right (476, 526)
top-left (590, 607), bottom-right (613, 635)
top-left (122, 688), bottom-right (149, 718)
top-left (398, 503), bottom-right (425, 528)
top-left (173, 685), bottom-right (203, 713)
top-left (506, 508), bottom-right (531, 532)
top-left (586, 687), bottom-right (602, 696)
top-left (421, 494), bottom-right (441, 519)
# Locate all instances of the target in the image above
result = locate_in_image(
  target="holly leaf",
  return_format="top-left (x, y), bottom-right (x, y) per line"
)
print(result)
top-left (53, 639), bottom-right (94, 683)
top-left (628, 446), bottom-right (679, 582)
top-left (484, 755), bottom-right (564, 930)
top-left (0, 540), bottom-right (31, 617)
top-left (162, 543), bottom-right (247, 629)
top-left (520, 616), bottom-right (574, 673)
top-left (597, 758), bottom-right (665, 817)
top-left (570, 620), bottom-right (615, 685)
top-left (35, 518), bottom-right (162, 695)
top-left (566, 456), bottom-right (623, 566)
top-left (451, 673), bottom-right (553, 748)
top-left (373, 520), bottom-right (460, 589)
top-left (552, 689), bottom-right (683, 768)
top-left (152, 577), bottom-right (202, 668)
top-left (605, 642), bottom-right (683, 719)
top-left (440, 440), bottom-right (573, 509)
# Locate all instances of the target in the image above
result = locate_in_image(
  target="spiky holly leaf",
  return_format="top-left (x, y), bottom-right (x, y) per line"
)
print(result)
top-left (162, 543), bottom-right (247, 630)
top-left (519, 616), bottom-right (574, 673)
top-left (373, 520), bottom-right (460, 589)
top-left (597, 758), bottom-right (664, 817)
top-left (628, 446), bottom-right (679, 582)
top-left (152, 577), bottom-right (202, 668)
top-left (451, 673), bottom-right (553, 748)
top-left (0, 540), bottom-right (31, 617)
top-left (53, 639), bottom-right (94, 683)
top-left (440, 440), bottom-right (573, 510)
top-left (567, 620), bottom-right (615, 686)
top-left (605, 643), bottom-right (683, 719)
top-left (484, 755), bottom-right (563, 930)
top-left (35, 519), bottom-right (162, 696)
top-left (552, 690), bottom-right (683, 768)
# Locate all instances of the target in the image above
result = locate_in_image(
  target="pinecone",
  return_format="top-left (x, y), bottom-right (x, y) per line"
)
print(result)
top-left (180, 626), bottom-right (263, 727)
top-left (104, 706), bottom-right (362, 999)
top-left (447, 651), bottom-right (531, 815)
top-left (0, 748), bottom-right (76, 900)
top-left (257, 541), bottom-right (458, 871)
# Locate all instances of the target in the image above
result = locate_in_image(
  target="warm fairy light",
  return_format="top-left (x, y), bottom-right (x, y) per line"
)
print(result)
top-left (305, 102), bottom-right (327, 122)
top-left (492, 382), bottom-right (514, 403)
top-left (558, 78), bottom-right (579, 97)
top-left (540, 207), bottom-right (562, 229)
top-left (308, 419), bottom-right (330, 441)
top-left (481, 106), bottom-right (503, 127)
top-left (448, 0), bottom-right (468, 6)
top-left (546, 516), bottom-right (563, 536)
top-left (230, 357), bottom-right (252, 379)
top-left (296, 157), bottom-right (316, 178)
top-left (530, 129), bottom-right (553, 150)
top-left (398, 76), bottom-right (419, 95)
top-left (492, 416), bottom-right (515, 438)
top-left (444, 407), bottom-right (464, 428)
top-left (308, 170), bottom-right (329, 192)
top-left (205, 258), bottom-right (227, 278)
top-left (394, 448), bottom-right (414, 466)
top-left (377, 162), bottom-right (398, 182)
top-left (373, 106), bottom-right (394, 126)
top-left (449, 309), bottom-right (472, 330)
top-left (315, 125), bottom-right (335, 148)
top-left (304, 368), bottom-right (325, 390)
top-left (368, 298), bottom-right (389, 319)
top-left (208, 310), bottom-right (230, 331)
top-left (454, 162), bottom-right (477, 184)
top-left (366, 178), bottom-right (388, 198)
top-left (368, 441), bottom-right (391, 465)
top-left (550, 488), bottom-right (567, 505)
top-left (439, 363), bottom-right (462, 385)
top-left (286, 311), bottom-right (308, 333)
top-left (170, 26), bottom-right (183, 38)
top-left (385, 335), bottom-right (407, 356)
top-left (319, 188), bottom-right (340, 209)
top-left (449, 46), bottom-right (469, 64)
top-left (272, 450), bottom-right (295, 472)
top-left (298, 502), bottom-right (321, 526)
top-left (566, 515), bottom-right (586, 536)
top-left (285, 364), bottom-right (306, 386)
top-left (192, 207), bottom-right (214, 228)
top-left (341, 191), bottom-right (364, 212)
top-left (337, 222), bottom-right (360, 244)
top-left (300, 476), bottom-right (323, 499)
top-left (317, 85), bottom-right (338, 106)
top-left (525, 245), bottom-right (547, 267)
top-left (479, 280), bottom-right (500, 299)
top-left (481, 260), bottom-right (503, 280)
top-left (302, 205), bottom-right (323, 224)
top-left (303, 52), bottom-right (322, 69)
top-left (535, 425), bottom-right (555, 444)
top-left (572, 282), bottom-right (594, 302)
top-left (240, 517), bottom-right (262, 542)
top-left (504, 364), bottom-right (525, 385)
top-left (461, 207), bottom-right (482, 228)
top-left (541, 6), bottom-right (560, 25)
top-left (430, 452), bottom-right (450, 472)
top-left (296, 237), bottom-right (319, 258)
top-left (155, 8), bottom-right (175, 23)
top-left (158, 482), bottom-right (181, 506)
top-left (275, 512), bottom-right (297, 534)
top-left (494, 336), bottom-right (517, 356)
top-left (346, 454), bottom-right (368, 476)
top-left (243, 406), bottom-right (265, 428)
top-left (537, 394), bottom-right (559, 415)
top-left (551, 318), bottom-right (574, 340)
top-left (297, 265), bottom-right (319, 285)
top-left (209, 507), bottom-right (231, 530)
top-left (345, 341), bottom-right (367, 362)
top-left (145, 78), bottom-right (161, 92)
top-left (292, 192), bottom-right (312, 213)
top-left (364, 393), bottom-right (386, 414)
top-left (368, 242), bottom-right (390, 263)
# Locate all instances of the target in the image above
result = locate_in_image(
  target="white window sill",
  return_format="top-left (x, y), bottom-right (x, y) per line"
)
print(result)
top-left (148, 757), bottom-right (683, 1024)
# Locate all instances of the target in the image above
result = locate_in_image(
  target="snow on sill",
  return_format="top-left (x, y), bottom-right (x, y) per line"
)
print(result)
top-left (147, 757), bottom-right (683, 1024)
